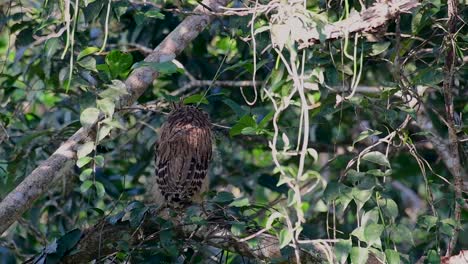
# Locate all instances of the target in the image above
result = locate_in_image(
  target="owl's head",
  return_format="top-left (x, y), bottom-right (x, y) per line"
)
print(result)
top-left (167, 104), bottom-right (211, 128)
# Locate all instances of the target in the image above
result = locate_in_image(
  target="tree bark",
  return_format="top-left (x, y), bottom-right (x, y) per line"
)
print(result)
top-left (298, 0), bottom-right (420, 48)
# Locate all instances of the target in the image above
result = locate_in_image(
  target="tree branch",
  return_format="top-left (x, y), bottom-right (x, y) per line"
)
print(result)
top-left (61, 211), bottom-right (324, 263)
top-left (298, 0), bottom-right (420, 48)
top-left (0, 0), bottom-right (230, 236)
top-left (443, 0), bottom-right (463, 256)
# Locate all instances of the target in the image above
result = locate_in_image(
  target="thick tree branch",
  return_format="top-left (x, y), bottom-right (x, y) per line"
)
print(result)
top-left (298, 0), bottom-right (420, 48)
top-left (0, 0), bottom-right (229, 236)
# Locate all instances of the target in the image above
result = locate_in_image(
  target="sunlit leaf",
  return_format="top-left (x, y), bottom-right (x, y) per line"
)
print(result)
top-left (77, 156), bottom-right (92, 168)
top-left (80, 180), bottom-right (93, 193)
top-left (77, 46), bottom-right (99, 61)
top-left (278, 228), bottom-right (293, 248)
top-left (97, 98), bottom-right (115, 117)
top-left (385, 249), bottom-right (400, 264)
top-left (350, 247), bottom-right (368, 264)
top-left (335, 239), bottom-right (352, 264)
top-left (362, 151), bottom-right (391, 168)
top-left (183, 94), bottom-right (208, 105)
top-left (77, 141), bottom-right (94, 159)
top-left (80, 107), bottom-right (100, 127)
top-left (95, 181), bottom-right (106, 197)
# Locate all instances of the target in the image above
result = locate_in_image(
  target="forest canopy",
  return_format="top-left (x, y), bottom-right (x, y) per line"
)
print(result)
top-left (0, 0), bottom-right (467, 263)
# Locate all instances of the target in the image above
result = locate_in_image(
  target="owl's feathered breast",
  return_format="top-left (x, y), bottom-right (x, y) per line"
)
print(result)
top-left (154, 106), bottom-right (212, 207)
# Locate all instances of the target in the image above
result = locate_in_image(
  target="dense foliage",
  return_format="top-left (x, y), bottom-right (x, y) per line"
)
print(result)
top-left (0, 0), bottom-right (466, 263)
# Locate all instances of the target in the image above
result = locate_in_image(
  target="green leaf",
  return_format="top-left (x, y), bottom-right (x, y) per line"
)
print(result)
top-left (113, 1), bottom-right (128, 18)
top-left (56, 228), bottom-right (82, 255)
top-left (364, 223), bottom-right (384, 247)
top-left (350, 247), bottom-right (368, 264)
top-left (131, 61), bottom-right (179, 74)
top-left (80, 180), bottom-right (93, 193)
top-left (79, 168), bottom-right (93, 181)
top-left (370, 42), bottom-right (391, 56)
top-left (419, 215), bottom-right (438, 230)
top-left (106, 50), bottom-right (133, 78)
top-left (102, 118), bottom-right (124, 129)
top-left (352, 188), bottom-right (373, 212)
top-left (45, 38), bottom-right (60, 59)
top-left (213, 192), bottom-right (234, 204)
top-left (183, 94), bottom-right (208, 105)
top-left (265, 212), bottom-right (282, 229)
top-left (335, 239), bottom-right (352, 264)
top-left (100, 80), bottom-right (128, 99)
top-left (77, 156), bottom-right (92, 168)
top-left (353, 130), bottom-right (381, 147)
top-left (361, 209), bottom-right (379, 227)
top-left (144, 9), bottom-right (165, 19)
top-left (97, 125), bottom-right (112, 142)
top-left (222, 99), bottom-right (246, 117)
top-left (278, 228), bottom-right (293, 248)
top-left (385, 249), bottom-right (400, 264)
top-left (108, 211), bottom-right (125, 225)
top-left (229, 197), bottom-right (249, 207)
top-left (241, 127), bottom-right (257, 135)
top-left (163, 94), bottom-right (179, 102)
top-left (129, 206), bottom-right (148, 228)
top-left (362, 151), bottom-right (391, 168)
top-left (80, 107), bottom-right (100, 127)
top-left (95, 181), bottom-right (106, 197)
top-left (77, 141), bottom-right (94, 159)
top-left (351, 226), bottom-right (366, 242)
top-left (257, 111), bottom-right (274, 128)
top-left (94, 155), bottom-right (105, 167)
top-left (231, 222), bottom-right (246, 236)
top-left (307, 148), bottom-right (318, 162)
top-left (230, 115), bottom-right (256, 137)
top-left (378, 198), bottom-right (399, 219)
top-left (84, 0), bottom-right (105, 23)
top-left (97, 98), bottom-right (115, 117)
top-left (126, 200), bottom-right (145, 211)
top-left (77, 46), bottom-right (99, 61)
top-left (397, 106), bottom-right (416, 119)
top-left (77, 56), bottom-right (97, 72)
top-left (427, 250), bottom-right (440, 264)
top-left (366, 169), bottom-right (391, 177)
top-left (389, 224), bottom-right (413, 244)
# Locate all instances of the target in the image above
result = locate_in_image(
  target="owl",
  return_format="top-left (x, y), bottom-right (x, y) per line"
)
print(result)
top-left (150, 104), bottom-right (212, 208)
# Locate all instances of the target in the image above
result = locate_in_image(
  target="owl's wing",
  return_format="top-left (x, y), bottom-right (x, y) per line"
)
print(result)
top-left (155, 127), bottom-right (211, 206)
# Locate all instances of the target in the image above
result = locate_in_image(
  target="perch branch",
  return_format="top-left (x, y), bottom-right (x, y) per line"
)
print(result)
top-left (0, 0), bottom-right (230, 236)
top-left (61, 211), bottom-right (323, 263)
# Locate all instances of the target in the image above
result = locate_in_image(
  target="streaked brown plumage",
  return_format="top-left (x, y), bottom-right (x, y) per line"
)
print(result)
top-left (150, 104), bottom-right (212, 208)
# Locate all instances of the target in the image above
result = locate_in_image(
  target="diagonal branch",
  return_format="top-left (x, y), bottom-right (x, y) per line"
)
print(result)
top-left (0, 0), bottom-right (230, 236)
